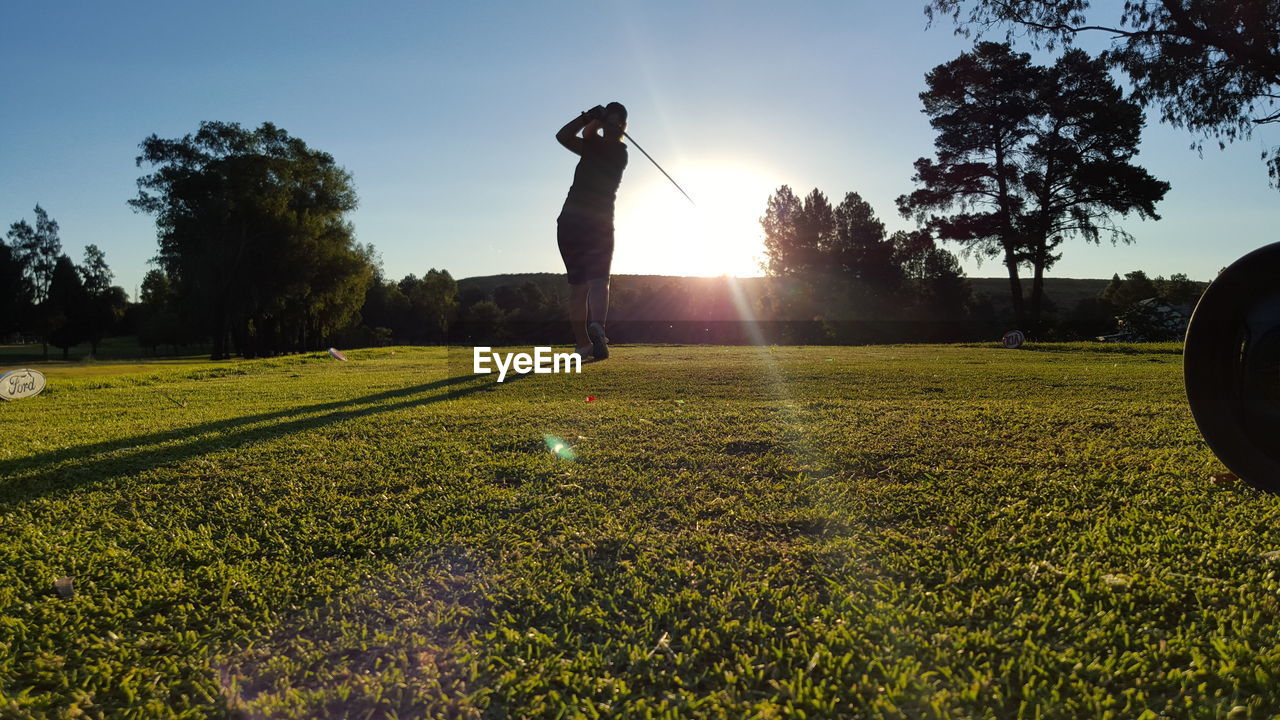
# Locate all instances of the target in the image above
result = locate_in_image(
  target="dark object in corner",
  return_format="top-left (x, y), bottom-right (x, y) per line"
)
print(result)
top-left (1185, 242), bottom-right (1280, 493)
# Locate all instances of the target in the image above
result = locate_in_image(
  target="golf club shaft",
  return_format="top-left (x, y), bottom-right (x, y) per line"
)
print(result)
top-left (622, 130), bottom-right (695, 207)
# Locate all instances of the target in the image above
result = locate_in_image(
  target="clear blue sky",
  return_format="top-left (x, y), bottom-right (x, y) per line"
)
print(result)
top-left (2, 1), bottom-right (1275, 298)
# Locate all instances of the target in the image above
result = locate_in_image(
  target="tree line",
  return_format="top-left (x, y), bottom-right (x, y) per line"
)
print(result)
top-left (0, 193), bottom-right (1205, 355)
top-left (1, 205), bottom-right (128, 358)
top-left (758, 187), bottom-right (974, 334)
top-left (348, 269), bottom-right (1203, 346)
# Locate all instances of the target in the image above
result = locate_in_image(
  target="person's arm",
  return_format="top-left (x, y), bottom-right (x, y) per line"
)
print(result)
top-left (556, 106), bottom-right (603, 156)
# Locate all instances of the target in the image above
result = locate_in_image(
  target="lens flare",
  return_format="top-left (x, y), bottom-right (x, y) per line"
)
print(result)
top-left (543, 434), bottom-right (577, 461)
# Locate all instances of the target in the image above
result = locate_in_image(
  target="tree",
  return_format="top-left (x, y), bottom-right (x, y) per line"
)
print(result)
top-left (893, 229), bottom-right (939, 282)
top-left (1100, 269), bottom-right (1159, 307)
top-left (493, 284), bottom-right (522, 312)
top-left (96, 287), bottom-right (129, 346)
top-left (0, 244), bottom-right (24, 337)
top-left (46, 255), bottom-right (89, 359)
top-left (899, 42), bottom-right (1167, 333)
top-left (505, 280), bottom-right (554, 342)
top-left (897, 42), bottom-right (1039, 327)
top-left (891, 229), bottom-right (972, 318)
top-left (760, 186), bottom-right (807, 276)
top-left (137, 268), bottom-right (189, 353)
top-left (78, 244), bottom-right (112, 296)
top-left (359, 275), bottom-right (411, 342)
top-left (461, 300), bottom-right (505, 343)
top-left (416, 269), bottom-right (458, 342)
top-left (77, 244), bottom-right (125, 355)
top-left (1153, 272), bottom-right (1203, 306)
top-left (797, 190), bottom-right (836, 275)
top-left (1061, 297), bottom-right (1121, 339)
top-left (764, 186), bottom-right (895, 282)
top-left (397, 269), bottom-right (457, 343)
top-left (4, 222), bottom-right (35, 303)
top-left (295, 235), bottom-right (376, 354)
top-left (1020, 48), bottom-right (1169, 328)
top-left (139, 268), bottom-right (172, 307)
top-left (830, 192), bottom-right (903, 292)
top-left (6, 205), bottom-right (62, 303)
top-left (926, 0), bottom-right (1280, 183)
top-left (6, 206), bottom-right (64, 356)
top-left (1100, 273), bottom-right (1124, 303)
top-left (518, 281), bottom-right (547, 312)
top-left (131, 121), bottom-right (373, 359)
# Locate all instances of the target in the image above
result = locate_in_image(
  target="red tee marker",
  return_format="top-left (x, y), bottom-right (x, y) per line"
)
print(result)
top-left (586, 396), bottom-right (596, 402)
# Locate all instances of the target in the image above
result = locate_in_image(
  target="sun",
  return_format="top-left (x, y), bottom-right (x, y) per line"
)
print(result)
top-left (613, 162), bottom-right (778, 277)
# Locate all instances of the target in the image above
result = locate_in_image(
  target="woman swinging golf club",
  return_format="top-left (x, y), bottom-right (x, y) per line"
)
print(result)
top-left (555, 102), bottom-right (628, 361)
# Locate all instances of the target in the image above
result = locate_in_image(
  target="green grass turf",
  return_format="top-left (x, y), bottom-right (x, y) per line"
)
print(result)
top-left (2, 344), bottom-right (1277, 719)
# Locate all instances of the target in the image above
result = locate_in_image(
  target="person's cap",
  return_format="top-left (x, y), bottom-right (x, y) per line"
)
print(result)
top-left (604, 102), bottom-right (627, 123)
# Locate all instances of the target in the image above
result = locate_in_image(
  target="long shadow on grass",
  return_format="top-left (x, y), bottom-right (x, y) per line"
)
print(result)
top-left (0, 372), bottom-right (531, 505)
top-left (0, 373), bottom-right (475, 478)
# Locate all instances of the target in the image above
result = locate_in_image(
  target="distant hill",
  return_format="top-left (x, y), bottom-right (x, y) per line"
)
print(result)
top-left (457, 273), bottom-right (1121, 319)
top-left (457, 273), bottom-right (771, 300)
top-left (457, 274), bottom-right (775, 321)
top-left (967, 277), bottom-right (1113, 312)
top-left (455, 272), bottom-right (566, 299)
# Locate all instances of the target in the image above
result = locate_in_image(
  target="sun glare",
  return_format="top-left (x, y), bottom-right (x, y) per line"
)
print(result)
top-left (614, 163), bottom-right (777, 277)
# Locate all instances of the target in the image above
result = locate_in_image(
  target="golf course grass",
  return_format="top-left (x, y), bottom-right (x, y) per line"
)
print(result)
top-left (3, 343), bottom-right (1279, 719)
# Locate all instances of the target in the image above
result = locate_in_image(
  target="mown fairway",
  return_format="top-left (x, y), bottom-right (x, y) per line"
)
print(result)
top-left (4, 344), bottom-right (1280, 719)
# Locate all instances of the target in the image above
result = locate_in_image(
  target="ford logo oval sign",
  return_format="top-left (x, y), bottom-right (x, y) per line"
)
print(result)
top-left (1, 369), bottom-right (47, 401)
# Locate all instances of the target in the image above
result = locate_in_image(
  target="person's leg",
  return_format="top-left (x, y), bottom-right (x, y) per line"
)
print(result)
top-left (568, 283), bottom-right (590, 349)
top-left (586, 277), bottom-right (610, 325)
top-left (559, 215), bottom-right (593, 353)
top-left (585, 276), bottom-right (610, 359)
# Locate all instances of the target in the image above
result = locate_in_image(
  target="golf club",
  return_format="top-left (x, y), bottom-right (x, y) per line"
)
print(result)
top-left (621, 130), bottom-right (696, 207)
top-left (594, 110), bottom-right (695, 206)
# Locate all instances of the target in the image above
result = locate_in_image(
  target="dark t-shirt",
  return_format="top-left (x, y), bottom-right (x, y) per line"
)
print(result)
top-left (561, 136), bottom-right (628, 223)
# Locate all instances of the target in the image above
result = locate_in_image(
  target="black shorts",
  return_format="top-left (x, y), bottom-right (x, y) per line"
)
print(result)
top-left (557, 212), bottom-right (614, 285)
